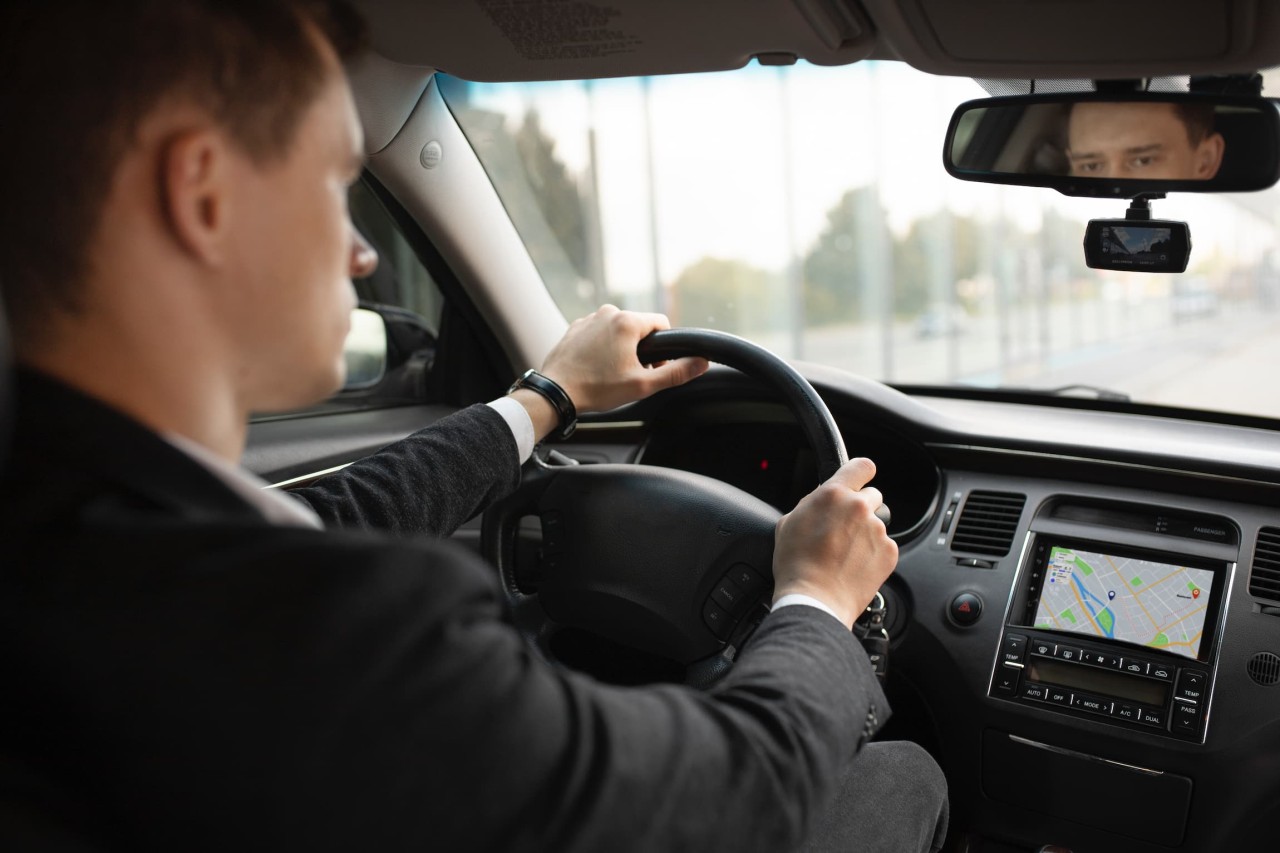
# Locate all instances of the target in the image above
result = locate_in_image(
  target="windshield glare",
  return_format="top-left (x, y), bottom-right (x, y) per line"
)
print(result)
top-left (439, 65), bottom-right (1280, 420)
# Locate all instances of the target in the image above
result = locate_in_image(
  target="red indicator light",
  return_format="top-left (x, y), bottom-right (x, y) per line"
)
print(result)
top-left (759, 459), bottom-right (769, 471)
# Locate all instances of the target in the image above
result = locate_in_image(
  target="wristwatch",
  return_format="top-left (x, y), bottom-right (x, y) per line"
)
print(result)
top-left (507, 369), bottom-right (578, 441)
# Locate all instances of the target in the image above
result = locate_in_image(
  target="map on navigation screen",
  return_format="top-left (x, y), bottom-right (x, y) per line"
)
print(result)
top-left (1033, 546), bottom-right (1214, 660)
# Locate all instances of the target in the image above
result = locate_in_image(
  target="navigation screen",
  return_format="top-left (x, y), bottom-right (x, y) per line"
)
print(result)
top-left (1033, 546), bottom-right (1215, 661)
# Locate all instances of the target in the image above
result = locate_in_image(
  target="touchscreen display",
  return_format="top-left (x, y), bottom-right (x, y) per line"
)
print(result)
top-left (1033, 546), bottom-right (1215, 660)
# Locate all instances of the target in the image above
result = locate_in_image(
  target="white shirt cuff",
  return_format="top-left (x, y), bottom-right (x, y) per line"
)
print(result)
top-left (487, 396), bottom-right (536, 464)
top-left (771, 592), bottom-right (845, 625)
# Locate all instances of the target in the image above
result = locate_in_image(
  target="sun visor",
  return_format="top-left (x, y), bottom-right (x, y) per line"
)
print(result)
top-left (862, 0), bottom-right (1280, 80)
top-left (361, 0), bottom-right (877, 82)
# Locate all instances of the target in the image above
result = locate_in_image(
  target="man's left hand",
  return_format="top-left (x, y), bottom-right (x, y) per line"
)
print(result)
top-left (540, 305), bottom-right (709, 414)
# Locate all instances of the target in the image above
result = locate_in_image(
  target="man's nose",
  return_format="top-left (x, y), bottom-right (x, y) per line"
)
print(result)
top-left (351, 229), bottom-right (379, 279)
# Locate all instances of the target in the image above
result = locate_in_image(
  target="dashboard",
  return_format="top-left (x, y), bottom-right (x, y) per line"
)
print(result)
top-left (568, 366), bottom-right (1280, 853)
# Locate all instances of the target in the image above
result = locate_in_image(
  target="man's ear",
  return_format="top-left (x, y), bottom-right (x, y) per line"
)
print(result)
top-left (159, 129), bottom-right (231, 266)
top-left (1195, 132), bottom-right (1226, 180)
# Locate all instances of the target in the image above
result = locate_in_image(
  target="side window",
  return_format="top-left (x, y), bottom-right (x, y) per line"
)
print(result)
top-left (349, 178), bottom-right (444, 332)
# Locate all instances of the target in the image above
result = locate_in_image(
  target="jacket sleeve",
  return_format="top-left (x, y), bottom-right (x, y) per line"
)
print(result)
top-left (285, 404), bottom-right (521, 537)
top-left (54, 530), bottom-right (888, 853)
top-left (226, 536), bottom-right (887, 852)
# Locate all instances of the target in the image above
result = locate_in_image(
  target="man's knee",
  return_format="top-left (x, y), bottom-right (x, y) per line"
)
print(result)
top-left (860, 740), bottom-right (948, 816)
top-left (796, 740), bottom-right (949, 853)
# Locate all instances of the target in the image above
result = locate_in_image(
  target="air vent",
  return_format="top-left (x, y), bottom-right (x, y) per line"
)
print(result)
top-left (951, 491), bottom-right (1026, 557)
top-left (1249, 528), bottom-right (1280, 603)
top-left (1247, 652), bottom-right (1280, 687)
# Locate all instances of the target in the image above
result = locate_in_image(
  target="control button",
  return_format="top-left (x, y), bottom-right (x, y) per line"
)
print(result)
top-left (1053, 645), bottom-right (1083, 663)
top-left (956, 558), bottom-right (995, 569)
top-left (1148, 663), bottom-right (1175, 681)
top-left (726, 564), bottom-right (766, 597)
top-left (540, 512), bottom-right (564, 551)
top-left (949, 592), bottom-right (983, 626)
top-left (702, 600), bottom-right (733, 639)
top-left (1122, 659), bottom-right (1149, 676)
top-left (1080, 650), bottom-right (1121, 669)
top-left (940, 500), bottom-right (959, 533)
top-left (1020, 682), bottom-right (1048, 702)
top-left (1114, 703), bottom-right (1141, 722)
top-left (1030, 639), bottom-right (1056, 657)
top-left (1001, 633), bottom-right (1028, 664)
top-left (1172, 701), bottom-right (1203, 733)
top-left (1045, 687), bottom-right (1072, 706)
top-left (1072, 694), bottom-right (1114, 715)
top-left (1176, 670), bottom-right (1207, 702)
top-left (711, 578), bottom-right (746, 614)
top-left (994, 665), bottom-right (1020, 695)
top-left (1138, 707), bottom-right (1166, 728)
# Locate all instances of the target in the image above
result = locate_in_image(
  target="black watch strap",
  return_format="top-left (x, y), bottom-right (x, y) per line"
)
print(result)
top-left (507, 369), bottom-right (577, 441)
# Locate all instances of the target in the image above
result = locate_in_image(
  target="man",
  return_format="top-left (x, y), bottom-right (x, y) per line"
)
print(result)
top-left (1067, 100), bottom-right (1225, 180)
top-left (0, 2), bottom-right (947, 851)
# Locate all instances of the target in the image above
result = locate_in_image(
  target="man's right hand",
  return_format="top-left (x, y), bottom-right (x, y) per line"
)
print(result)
top-left (771, 458), bottom-right (897, 629)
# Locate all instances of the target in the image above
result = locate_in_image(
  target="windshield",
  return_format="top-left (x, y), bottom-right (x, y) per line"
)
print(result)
top-left (439, 64), bottom-right (1280, 420)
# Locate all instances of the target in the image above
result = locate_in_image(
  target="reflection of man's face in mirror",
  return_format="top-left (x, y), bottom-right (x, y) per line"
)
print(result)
top-left (1067, 102), bottom-right (1225, 180)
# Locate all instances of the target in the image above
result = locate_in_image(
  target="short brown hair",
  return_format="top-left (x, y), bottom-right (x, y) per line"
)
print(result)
top-left (0, 0), bottom-right (367, 344)
top-left (1173, 103), bottom-right (1216, 146)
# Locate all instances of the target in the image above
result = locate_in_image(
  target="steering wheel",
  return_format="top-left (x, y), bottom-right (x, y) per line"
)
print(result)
top-left (481, 328), bottom-right (885, 682)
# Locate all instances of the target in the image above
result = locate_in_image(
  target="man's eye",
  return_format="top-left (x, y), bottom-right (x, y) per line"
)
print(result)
top-left (1076, 161), bottom-right (1102, 173)
top-left (1130, 154), bottom-right (1159, 169)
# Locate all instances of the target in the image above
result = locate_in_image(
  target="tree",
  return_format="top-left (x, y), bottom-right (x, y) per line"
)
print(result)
top-left (801, 187), bottom-right (891, 326)
top-left (668, 257), bottom-right (781, 334)
top-left (449, 104), bottom-right (604, 319)
top-left (893, 211), bottom-right (983, 316)
top-left (514, 111), bottom-right (592, 286)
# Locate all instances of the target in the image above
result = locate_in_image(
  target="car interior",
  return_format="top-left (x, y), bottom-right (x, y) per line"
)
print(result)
top-left (9, 1), bottom-right (1280, 851)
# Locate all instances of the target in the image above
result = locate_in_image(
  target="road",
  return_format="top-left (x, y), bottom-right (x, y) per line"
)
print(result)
top-left (749, 295), bottom-right (1280, 419)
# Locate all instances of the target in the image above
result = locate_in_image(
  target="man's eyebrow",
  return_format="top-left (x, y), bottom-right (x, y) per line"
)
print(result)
top-left (1067, 142), bottom-right (1165, 162)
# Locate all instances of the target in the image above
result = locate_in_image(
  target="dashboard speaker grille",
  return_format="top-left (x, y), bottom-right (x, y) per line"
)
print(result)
top-left (951, 491), bottom-right (1026, 557)
top-left (1249, 528), bottom-right (1280, 603)
top-left (1247, 652), bottom-right (1280, 687)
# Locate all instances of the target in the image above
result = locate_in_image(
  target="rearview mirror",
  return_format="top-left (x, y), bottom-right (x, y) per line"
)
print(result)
top-left (944, 93), bottom-right (1280, 197)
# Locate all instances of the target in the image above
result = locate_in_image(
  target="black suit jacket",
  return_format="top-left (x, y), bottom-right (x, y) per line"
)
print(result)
top-left (0, 370), bottom-right (888, 852)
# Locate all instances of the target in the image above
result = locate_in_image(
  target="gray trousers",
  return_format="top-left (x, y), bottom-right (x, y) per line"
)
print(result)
top-left (796, 741), bottom-right (950, 853)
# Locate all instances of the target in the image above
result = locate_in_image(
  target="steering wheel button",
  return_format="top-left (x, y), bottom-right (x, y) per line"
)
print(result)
top-left (540, 513), bottom-right (564, 551)
top-left (702, 600), bottom-right (733, 639)
top-left (712, 578), bottom-right (746, 614)
top-left (726, 564), bottom-right (766, 596)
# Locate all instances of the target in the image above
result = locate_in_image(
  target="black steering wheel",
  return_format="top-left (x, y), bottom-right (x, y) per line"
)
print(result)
top-left (481, 328), bottom-right (884, 681)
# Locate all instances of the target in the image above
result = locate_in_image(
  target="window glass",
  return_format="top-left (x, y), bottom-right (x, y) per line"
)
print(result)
top-left (441, 66), bottom-right (1280, 420)
top-left (350, 178), bottom-right (444, 332)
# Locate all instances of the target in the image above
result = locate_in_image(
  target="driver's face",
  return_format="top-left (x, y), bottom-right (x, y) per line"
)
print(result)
top-left (1067, 102), bottom-right (1224, 180)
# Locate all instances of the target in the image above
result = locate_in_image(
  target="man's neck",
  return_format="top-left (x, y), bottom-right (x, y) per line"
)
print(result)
top-left (20, 325), bottom-right (249, 464)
